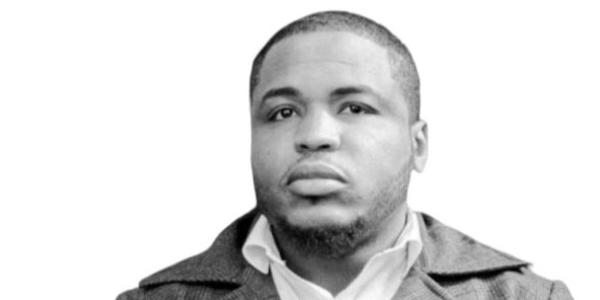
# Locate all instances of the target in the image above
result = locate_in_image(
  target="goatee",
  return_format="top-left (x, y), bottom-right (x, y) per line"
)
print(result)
top-left (268, 205), bottom-right (371, 259)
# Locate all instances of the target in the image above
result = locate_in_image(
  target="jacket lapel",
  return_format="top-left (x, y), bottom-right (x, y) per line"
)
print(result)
top-left (219, 266), bottom-right (279, 300)
top-left (392, 267), bottom-right (456, 300)
top-left (415, 212), bottom-right (528, 276)
top-left (391, 213), bottom-right (529, 300)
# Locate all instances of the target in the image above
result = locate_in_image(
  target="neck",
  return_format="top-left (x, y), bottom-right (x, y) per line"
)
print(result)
top-left (272, 205), bottom-right (408, 295)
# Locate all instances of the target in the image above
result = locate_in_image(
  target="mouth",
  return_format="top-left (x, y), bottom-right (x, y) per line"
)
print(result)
top-left (285, 163), bottom-right (348, 196)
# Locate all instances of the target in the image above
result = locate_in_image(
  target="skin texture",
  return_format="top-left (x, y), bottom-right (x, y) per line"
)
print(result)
top-left (250, 31), bottom-right (428, 294)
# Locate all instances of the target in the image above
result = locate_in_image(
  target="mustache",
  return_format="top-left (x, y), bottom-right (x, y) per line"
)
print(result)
top-left (284, 161), bottom-right (348, 185)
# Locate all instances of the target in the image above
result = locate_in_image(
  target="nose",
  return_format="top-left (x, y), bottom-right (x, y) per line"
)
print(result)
top-left (294, 110), bottom-right (341, 153)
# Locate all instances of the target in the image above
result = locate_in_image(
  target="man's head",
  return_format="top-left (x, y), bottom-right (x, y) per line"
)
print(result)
top-left (250, 11), bottom-right (428, 257)
top-left (250, 10), bottom-right (420, 124)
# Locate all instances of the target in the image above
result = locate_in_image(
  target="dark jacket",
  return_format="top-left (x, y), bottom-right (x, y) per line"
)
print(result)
top-left (117, 210), bottom-right (573, 299)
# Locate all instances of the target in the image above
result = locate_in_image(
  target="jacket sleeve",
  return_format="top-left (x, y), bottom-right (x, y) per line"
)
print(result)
top-left (548, 280), bottom-right (573, 300)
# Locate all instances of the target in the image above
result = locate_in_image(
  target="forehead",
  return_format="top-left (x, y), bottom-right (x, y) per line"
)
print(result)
top-left (255, 31), bottom-right (396, 97)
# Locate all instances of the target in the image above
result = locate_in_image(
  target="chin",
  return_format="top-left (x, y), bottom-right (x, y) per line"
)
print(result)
top-left (269, 206), bottom-right (370, 258)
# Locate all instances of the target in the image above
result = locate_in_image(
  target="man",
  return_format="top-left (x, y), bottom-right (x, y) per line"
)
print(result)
top-left (118, 11), bottom-right (572, 299)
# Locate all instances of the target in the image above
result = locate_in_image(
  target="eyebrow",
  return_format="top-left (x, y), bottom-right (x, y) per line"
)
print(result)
top-left (331, 86), bottom-right (368, 98)
top-left (331, 85), bottom-right (384, 102)
top-left (259, 87), bottom-right (301, 108)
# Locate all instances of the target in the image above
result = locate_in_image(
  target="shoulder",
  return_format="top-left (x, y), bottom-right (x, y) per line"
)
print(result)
top-left (116, 210), bottom-right (262, 300)
top-left (416, 212), bottom-right (573, 299)
top-left (433, 265), bottom-right (572, 299)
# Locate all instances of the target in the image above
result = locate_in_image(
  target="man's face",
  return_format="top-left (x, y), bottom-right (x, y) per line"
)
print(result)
top-left (251, 31), bottom-right (421, 232)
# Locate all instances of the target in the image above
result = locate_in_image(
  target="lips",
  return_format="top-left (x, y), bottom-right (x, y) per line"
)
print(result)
top-left (286, 163), bottom-right (347, 185)
top-left (285, 162), bottom-right (348, 196)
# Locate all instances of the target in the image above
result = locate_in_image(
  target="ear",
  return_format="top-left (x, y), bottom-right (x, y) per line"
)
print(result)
top-left (410, 120), bottom-right (428, 172)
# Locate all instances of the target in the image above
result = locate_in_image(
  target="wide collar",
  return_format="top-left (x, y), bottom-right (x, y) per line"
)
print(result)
top-left (414, 212), bottom-right (528, 275)
top-left (139, 209), bottom-right (528, 298)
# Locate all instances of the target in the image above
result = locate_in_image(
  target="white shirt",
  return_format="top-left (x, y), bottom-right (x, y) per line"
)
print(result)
top-left (242, 210), bottom-right (423, 300)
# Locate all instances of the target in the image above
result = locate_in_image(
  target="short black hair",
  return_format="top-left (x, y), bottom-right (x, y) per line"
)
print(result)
top-left (250, 10), bottom-right (421, 123)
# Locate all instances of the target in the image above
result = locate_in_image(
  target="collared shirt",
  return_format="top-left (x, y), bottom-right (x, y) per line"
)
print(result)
top-left (242, 210), bottom-right (423, 300)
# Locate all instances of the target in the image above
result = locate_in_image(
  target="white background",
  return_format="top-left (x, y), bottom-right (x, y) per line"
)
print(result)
top-left (1, 1), bottom-right (598, 299)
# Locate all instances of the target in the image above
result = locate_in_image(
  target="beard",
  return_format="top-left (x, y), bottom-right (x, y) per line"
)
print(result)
top-left (254, 169), bottom-right (410, 259)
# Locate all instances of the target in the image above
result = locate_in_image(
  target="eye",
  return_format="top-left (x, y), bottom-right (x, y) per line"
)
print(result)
top-left (269, 107), bottom-right (297, 121)
top-left (340, 103), bottom-right (373, 115)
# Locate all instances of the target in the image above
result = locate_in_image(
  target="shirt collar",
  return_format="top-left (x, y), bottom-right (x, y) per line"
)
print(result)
top-left (242, 214), bottom-right (284, 273)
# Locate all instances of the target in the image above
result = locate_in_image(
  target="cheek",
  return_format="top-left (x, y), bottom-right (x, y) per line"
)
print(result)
top-left (382, 133), bottom-right (412, 169)
top-left (382, 134), bottom-right (412, 163)
top-left (251, 131), bottom-right (293, 181)
top-left (348, 124), bottom-right (412, 173)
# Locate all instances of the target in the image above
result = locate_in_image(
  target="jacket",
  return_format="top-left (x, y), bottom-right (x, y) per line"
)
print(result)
top-left (117, 210), bottom-right (573, 299)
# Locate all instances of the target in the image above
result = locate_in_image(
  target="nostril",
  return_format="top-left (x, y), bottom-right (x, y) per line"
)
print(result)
top-left (296, 142), bottom-right (333, 153)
